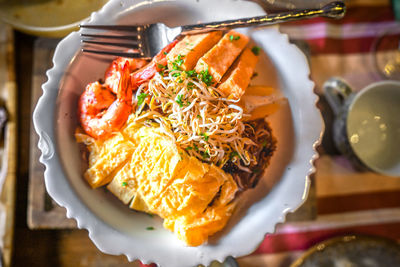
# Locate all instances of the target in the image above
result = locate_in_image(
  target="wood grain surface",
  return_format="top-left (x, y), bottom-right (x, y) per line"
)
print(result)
top-left (0, 23), bottom-right (17, 267)
top-left (28, 37), bottom-right (76, 229)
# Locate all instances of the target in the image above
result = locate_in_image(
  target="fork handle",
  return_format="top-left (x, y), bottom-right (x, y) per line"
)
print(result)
top-left (180, 1), bottom-right (345, 35)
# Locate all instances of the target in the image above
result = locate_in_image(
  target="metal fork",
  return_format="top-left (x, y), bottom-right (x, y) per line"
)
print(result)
top-left (80, 1), bottom-right (345, 58)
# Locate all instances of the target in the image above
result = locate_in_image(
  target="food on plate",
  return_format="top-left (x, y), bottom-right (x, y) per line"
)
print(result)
top-left (76, 30), bottom-right (280, 246)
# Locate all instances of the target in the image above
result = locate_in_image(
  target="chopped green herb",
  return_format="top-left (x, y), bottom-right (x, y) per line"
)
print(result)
top-left (163, 51), bottom-right (168, 55)
top-left (172, 72), bottom-right (181, 77)
top-left (197, 114), bottom-right (202, 119)
top-left (229, 151), bottom-right (239, 159)
top-left (198, 69), bottom-right (213, 86)
top-left (157, 63), bottom-right (166, 69)
top-left (121, 182), bottom-right (128, 187)
top-left (193, 144), bottom-right (199, 151)
top-left (187, 81), bottom-right (195, 90)
top-left (262, 140), bottom-right (267, 147)
top-left (137, 93), bottom-right (148, 106)
top-left (251, 46), bottom-right (261, 55)
top-left (185, 70), bottom-right (196, 77)
top-left (178, 78), bottom-right (184, 83)
top-left (176, 54), bottom-right (184, 66)
top-left (175, 94), bottom-right (184, 107)
top-left (229, 35), bottom-right (240, 41)
top-left (171, 55), bottom-right (184, 71)
top-left (201, 150), bottom-right (210, 159)
top-left (200, 132), bottom-right (209, 141)
top-left (186, 146), bottom-right (193, 151)
top-left (146, 226), bottom-right (155, 230)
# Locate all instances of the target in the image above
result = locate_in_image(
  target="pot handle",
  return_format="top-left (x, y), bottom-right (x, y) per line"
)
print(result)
top-left (323, 77), bottom-right (353, 115)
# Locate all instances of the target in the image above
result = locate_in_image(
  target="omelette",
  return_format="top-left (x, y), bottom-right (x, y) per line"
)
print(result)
top-left (78, 117), bottom-right (238, 246)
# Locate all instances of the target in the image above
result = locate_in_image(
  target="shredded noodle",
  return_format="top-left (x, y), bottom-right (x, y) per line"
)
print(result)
top-left (132, 66), bottom-right (261, 170)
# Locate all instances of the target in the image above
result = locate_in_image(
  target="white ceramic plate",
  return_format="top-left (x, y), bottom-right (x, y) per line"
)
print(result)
top-left (33, 0), bottom-right (323, 266)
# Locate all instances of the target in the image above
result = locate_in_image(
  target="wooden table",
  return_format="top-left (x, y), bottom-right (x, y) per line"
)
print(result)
top-left (9, 0), bottom-right (400, 264)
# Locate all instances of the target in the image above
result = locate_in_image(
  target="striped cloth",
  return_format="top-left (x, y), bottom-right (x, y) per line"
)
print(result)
top-left (141, 1), bottom-right (400, 266)
top-left (238, 0), bottom-right (400, 265)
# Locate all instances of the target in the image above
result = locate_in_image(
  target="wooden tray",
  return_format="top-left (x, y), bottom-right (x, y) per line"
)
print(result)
top-left (0, 23), bottom-right (18, 267)
top-left (28, 37), bottom-right (76, 229)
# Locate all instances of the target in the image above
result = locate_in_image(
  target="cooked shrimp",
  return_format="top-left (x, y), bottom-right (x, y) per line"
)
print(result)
top-left (78, 39), bottom-right (179, 139)
top-left (131, 40), bottom-right (179, 87)
top-left (79, 62), bottom-right (133, 139)
top-left (105, 57), bottom-right (149, 94)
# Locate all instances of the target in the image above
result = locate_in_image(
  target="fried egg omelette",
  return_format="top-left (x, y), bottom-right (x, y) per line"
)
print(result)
top-left (77, 117), bottom-right (238, 246)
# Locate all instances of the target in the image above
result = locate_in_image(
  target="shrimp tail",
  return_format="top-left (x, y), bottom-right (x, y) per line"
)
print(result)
top-left (131, 39), bottom-right (179, 86)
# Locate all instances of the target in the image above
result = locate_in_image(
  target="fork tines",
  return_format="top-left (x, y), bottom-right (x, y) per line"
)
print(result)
top-left (80, 24), bottom-right (144, 58)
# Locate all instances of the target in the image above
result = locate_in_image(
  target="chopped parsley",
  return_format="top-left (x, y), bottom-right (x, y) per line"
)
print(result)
top-left (171, 55), bottom-right (184, 71)
top-left (121, 182), bottom-right (128, 187)
top-left (171, 54), bottom-right (185, 70)
top-left (157, 63), bottom-right (166, 70)
top-left (185, 70), bottom-right (196, 77)
top-left (146, 226), bottom-right (155, 230)
top-left (229, 35), bottom-right (241, 41)
top-left (200, 132), bottom-right (209, 141)
top-left (229, 151), bottom-right (239, 159)
top-left (187, 81), bottom-right (195, 90)
top-left (163, 51), bottom-right (168, 55)
top-left (197, 114), bottom-right (202, 119)
top-left (251, 46), bottom-right (261, 55)
top-left (186, 146), bottom-right (193, 151)
top-left (198, 69), bottom-right (213, 86)
top-left (175, 94), bottom-right (184, 107)
top-left (193, 144), bottom-right (199, 151)
top-left (137, 93), bottom-right (148, 106)
top-left (262, 140), bottom-right (267, 147)
top-left (201, 150), bottom-right (210, 159)
top-left (172, 72), bottom-right (181, 77)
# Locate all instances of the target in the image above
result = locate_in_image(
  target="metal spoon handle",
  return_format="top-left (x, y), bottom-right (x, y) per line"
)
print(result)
top-left (181, 1), bottom-right (345, 35)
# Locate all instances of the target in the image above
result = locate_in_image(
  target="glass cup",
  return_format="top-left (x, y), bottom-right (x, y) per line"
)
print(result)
top-left (323, 77), bottom-right (400, 177)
